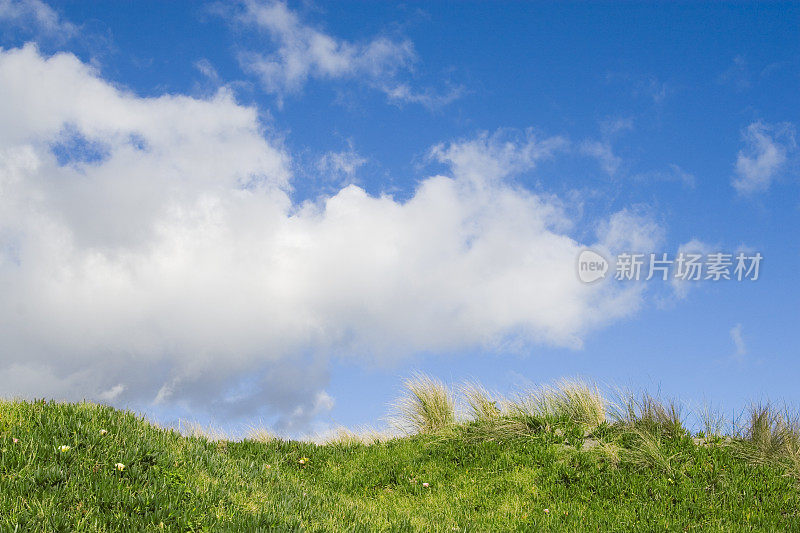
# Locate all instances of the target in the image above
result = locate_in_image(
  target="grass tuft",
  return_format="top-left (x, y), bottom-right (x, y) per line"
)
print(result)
top-left (314, 426), bottom-right (393, 446)
top-left (623, 425), bottom-right (678, 477)
top-left (507, 378), bottom-right (606, 430)
top-left (178, 420), bottom-right (229, 442)
top-left (732, 402), bottom-right (800, 479)
top-left (610, 389), bottom-right (685, 437)
top-left (390, 373), bottom-right (456, 434)
top-left (244, 426), bottom-right (279, 443)
top-left (697, 399), bottom-right (726, 438)
top-left (461, 381), bottom-right (501, 422)
top-left (556, 379), bottom-right (606, 429)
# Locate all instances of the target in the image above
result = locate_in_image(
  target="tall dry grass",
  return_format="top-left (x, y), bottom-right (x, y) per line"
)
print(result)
top-left (609, 389), bottom-right (685, 437)
top-left (244, 426), bottom-right (279, 443)
top-left (732, 402), bottom-right (800, 479)
top-left (623, 425), bottom-right (678, 476)
top-left (178, 420), bottom-right (229, 442)
top-left (697, 399), bottom-right (726, 438)
top-left (390, 373), bottom-right (456, 434)
top-left (507, 378), bottom-right (606, 430)
top-left (461, 381), bottom-right (501, 422)
top-left (312, 426), bottom-right (395, 446)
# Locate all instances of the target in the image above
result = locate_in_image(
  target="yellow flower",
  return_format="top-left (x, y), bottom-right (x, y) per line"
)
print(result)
top-left (115, 463), bottom-right (125, 471)
top-left (298, 456), bottom-right (309, 465)
top-left (99, 429), bottom-right (108, 436)
top-left (59, 445), bottom-right (70, 452)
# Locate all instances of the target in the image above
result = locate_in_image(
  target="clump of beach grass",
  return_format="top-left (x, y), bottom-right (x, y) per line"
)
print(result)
top-left (610, 389), bottom-right (685, 437)
top-left (178, 420), bottom-right (229, 442)
top-left (732, 402), bottom-right (800, 479)
top-left (390, 372), bottom-right (456, 434)
top-left (314, 426), bottom-right (394, 446)
top-left (461, 381), bottom-right (501, 422)
top-left (584, 440), bottom-right (622, 467)
top-left (507, 378), bottom-right (606, 431)
top-left (245, 425), bottom-right (279, 443)
top-left (622, 424), bottom-right (679, 477)
top-left (697, 399), bottom-right (726, 438)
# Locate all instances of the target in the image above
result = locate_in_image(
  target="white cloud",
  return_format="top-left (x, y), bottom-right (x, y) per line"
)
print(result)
top-left (235, 0), bottom-right (415, 102)
top-left (383, 83), bottom-right (464, 110)
top-left (194, 58), bottom-right (221, 83)
top-left (670, 239), bottom-right (714, 299)
top-left (600, 117), bottom-right (634, 137)
top-left (580, 117), bottom-right (635, 178)
top-left (98, 383), bottom-right (126, 401)
top-left (317, 143), bottom-right (366, 184)
top-left (430, 129), bottom-right (568, 183)
top-left (634, 164), bottom-right (696, 189)
top-left (718, 55), bottom-right (754, 91)
top-left (581, 140), bottom-right (621, 176)
top-left (730, 323), bottom-right (746, 362)
top-left (595, 208), bottom-right (664, 255)
top-left (287, 390), bottom-right (334, 435)
top-left (637, 75), bottom-right (670, 104)
top-left (733, 121), bottom-right (796, 194)
top-left (607, 73), bottom-right (671, 105)
top-left (0, 0), bottom-right (76, 37)
top-left (0, 45), bottom-right (660, 431)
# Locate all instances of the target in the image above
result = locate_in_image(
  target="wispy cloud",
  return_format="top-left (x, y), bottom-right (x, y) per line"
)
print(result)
top-left (600, 117), bottom-right (634, 137)
top-left (0, 0), bottom-right (76, 38)
top-left (383, 83), bottom-right (464, 110)
top-left (227, 1), bottom-right (461, 109)
top-left (580, 117), bottom-right (633, 177)
top-left (717, 55), bottom-right (786, 91)
top-left (670, 239), bottom-right (714, 299)
top-left (430, 128), bottom-right (569, 184)
top-left (317, 142), bottom-right (366, 184)
top-left (232, 1), bottom-right (414, 103)
top-left (717, 55), bottom-right (750, 91)
top-left (634, 163), bottom-right (696, 189)
top-left (581, 140), bottom-right (622, 177)
top-left (607, 72), bottom-right (672, 105)
top-left (730, 323), bottom-right (746, 362)
top-left (733, 120), bottom-right (796, 194)
top-left (596, 207), bottom-right (664, 256)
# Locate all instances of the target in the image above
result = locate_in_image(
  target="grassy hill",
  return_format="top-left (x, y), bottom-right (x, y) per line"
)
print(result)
top-left (1, 376), bottom-right (800, 531)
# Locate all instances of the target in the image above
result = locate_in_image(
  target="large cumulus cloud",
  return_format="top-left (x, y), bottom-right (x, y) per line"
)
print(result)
top-left (0, 45), bottom-right (658, 430)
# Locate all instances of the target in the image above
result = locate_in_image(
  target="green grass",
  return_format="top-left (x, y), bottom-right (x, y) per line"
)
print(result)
top-left (2, 378), bottom-right (800, 531)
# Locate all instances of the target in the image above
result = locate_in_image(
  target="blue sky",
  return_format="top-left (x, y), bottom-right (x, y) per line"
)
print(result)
top-left (0, 1), bottom-right (798, 437)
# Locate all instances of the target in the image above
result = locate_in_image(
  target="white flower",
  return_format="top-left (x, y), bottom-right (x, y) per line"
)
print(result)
top-left (422, 482), bottom-right (430, 488)
top-left (115, 463), bottom-right (125, 471)
top-left (99, 429), bottom-right (108, 436)
top-left (543, 509), bottom-right (550, 514)
top-left (59, 445), bottom-right (70, 452)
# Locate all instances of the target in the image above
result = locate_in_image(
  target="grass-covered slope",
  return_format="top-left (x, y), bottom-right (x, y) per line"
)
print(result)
top-left (2, 380), bottom-right (800, 531)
